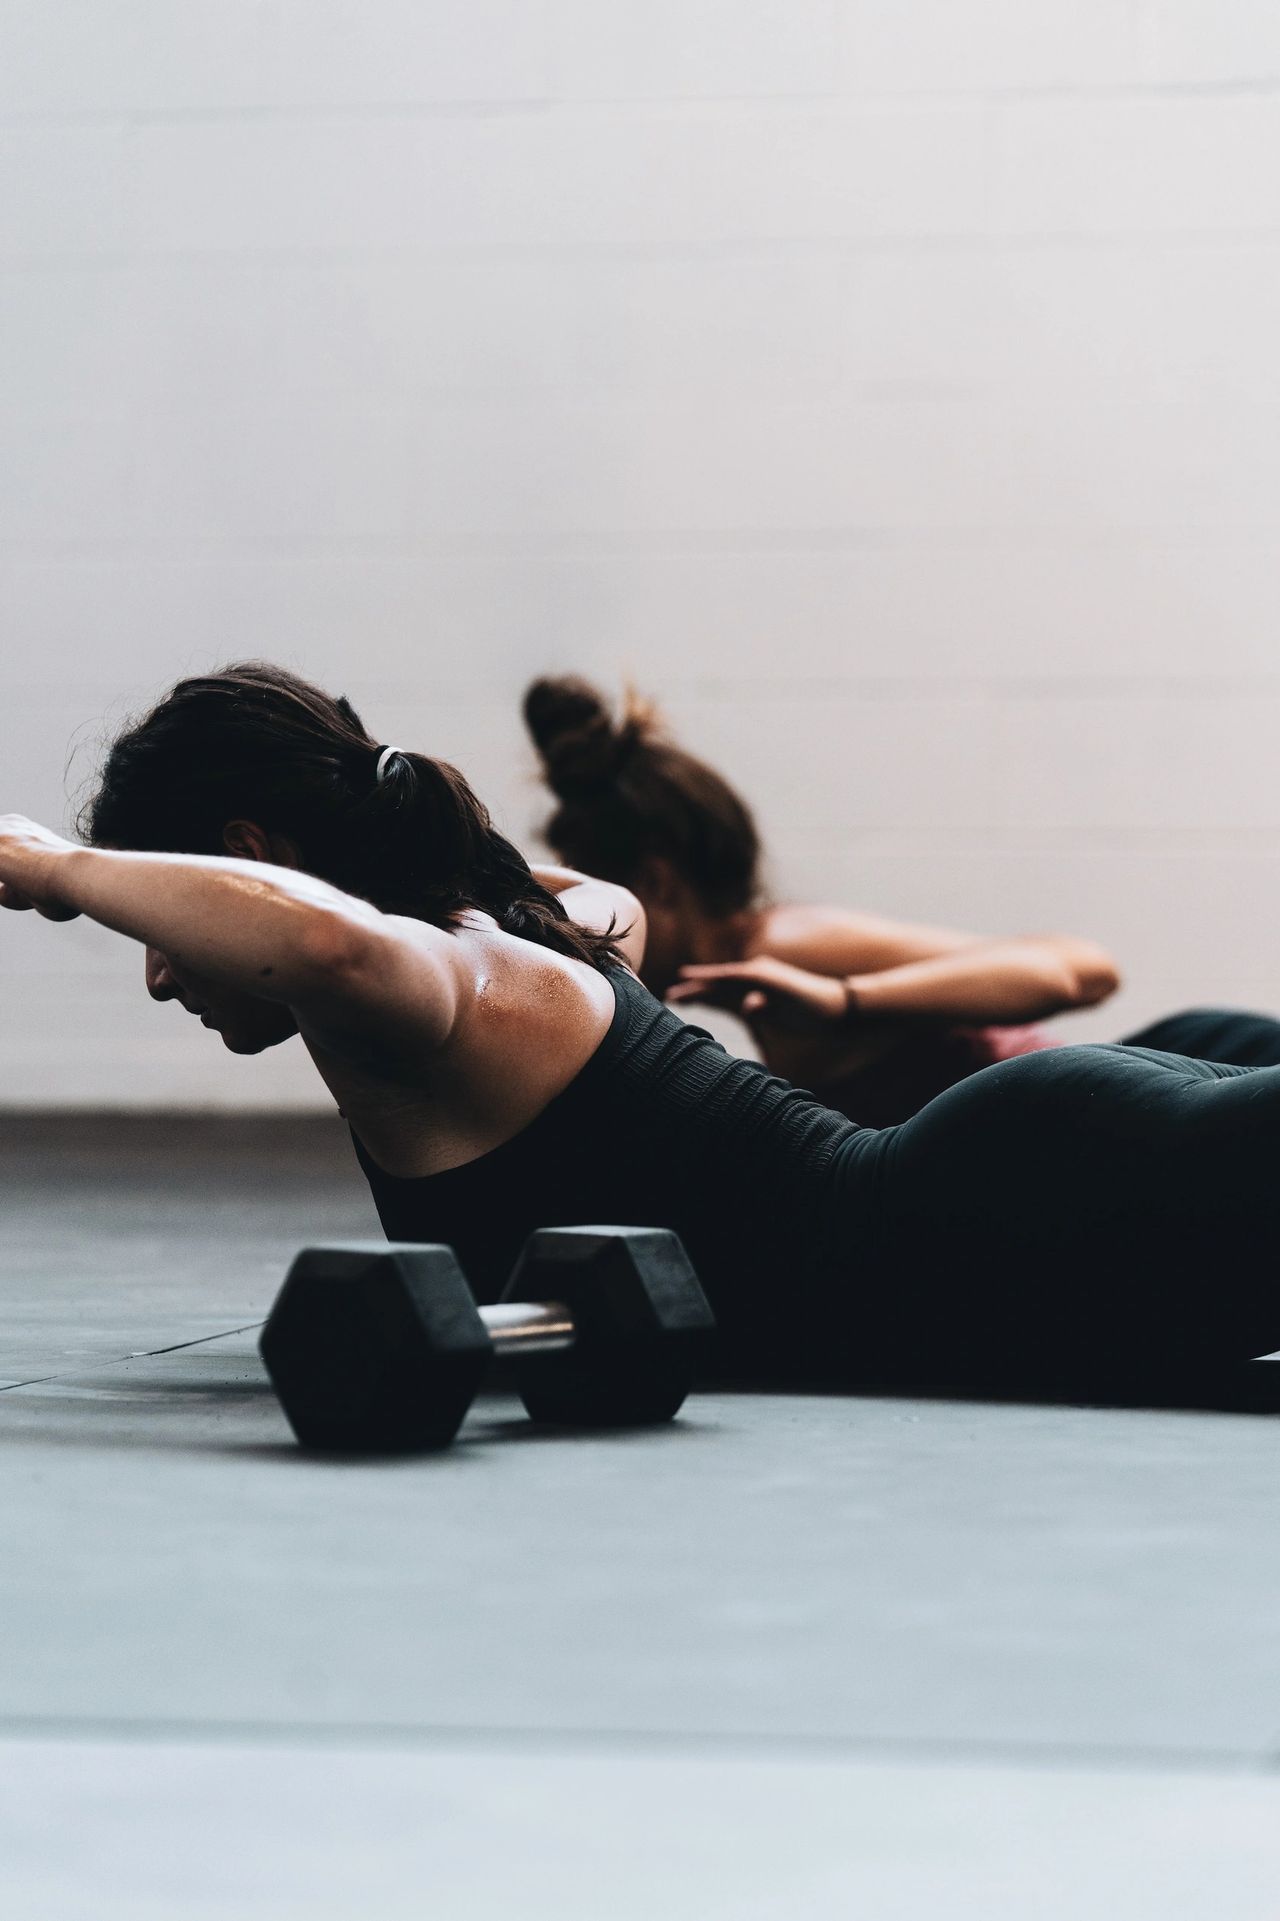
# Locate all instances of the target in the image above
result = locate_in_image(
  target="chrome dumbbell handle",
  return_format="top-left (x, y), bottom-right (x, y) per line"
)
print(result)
top-left (480, 1299), bottom-right (575, 1357)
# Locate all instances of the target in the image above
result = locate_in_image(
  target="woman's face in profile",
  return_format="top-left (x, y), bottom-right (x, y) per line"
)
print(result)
top-left (143, 947), bottom-right (299, 1054)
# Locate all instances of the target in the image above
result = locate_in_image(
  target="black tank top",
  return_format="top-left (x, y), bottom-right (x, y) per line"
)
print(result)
top-left (352, 967), bottom-right (891, 1372)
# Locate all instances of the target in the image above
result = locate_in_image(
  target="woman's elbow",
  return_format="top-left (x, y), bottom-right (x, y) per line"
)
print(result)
top-left (1055, 938), bottom-right (1122, 1008)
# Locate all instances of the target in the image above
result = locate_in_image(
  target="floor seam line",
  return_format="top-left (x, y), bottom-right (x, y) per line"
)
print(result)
top-left (0, 1322), bottom-right (264, 1394)
top-left (0, 1715), bottom-right (1273, 1776)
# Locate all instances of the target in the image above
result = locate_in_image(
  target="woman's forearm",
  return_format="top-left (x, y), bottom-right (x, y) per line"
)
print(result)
top-left (50, 844), bottom-right (373, 1000)
top-left (846, 939), bottom-right (1118, 1024)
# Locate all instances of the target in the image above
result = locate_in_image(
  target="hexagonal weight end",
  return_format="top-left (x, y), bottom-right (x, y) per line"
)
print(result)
top-left (501, 1227), bottom-right (715, 1428)
top-left (260, 1241), bottom-right (492, 1452)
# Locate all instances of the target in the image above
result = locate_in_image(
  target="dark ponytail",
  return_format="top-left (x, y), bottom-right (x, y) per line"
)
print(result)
top-left (81, 662), bottom-right (624, 971)
top-left (524, 675), bottom-right (761, 918)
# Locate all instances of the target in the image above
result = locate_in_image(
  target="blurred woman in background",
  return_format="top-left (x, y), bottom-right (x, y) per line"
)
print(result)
top-left (524, 676), bottom-right (1280, 1125)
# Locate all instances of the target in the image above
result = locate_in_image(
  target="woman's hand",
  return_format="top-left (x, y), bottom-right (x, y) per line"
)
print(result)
top-left (0, 815), bottom-right (82, 920)
top-left (668, 957), bottom-right (848, 1029)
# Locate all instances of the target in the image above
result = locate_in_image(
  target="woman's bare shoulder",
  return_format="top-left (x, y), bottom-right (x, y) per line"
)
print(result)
top-left (453, 918), bottom-right (619, 1042)
top-left (330, 920), bottom-right (620, 1178)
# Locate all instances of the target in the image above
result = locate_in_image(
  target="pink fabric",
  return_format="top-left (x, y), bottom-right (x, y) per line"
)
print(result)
top-left (966, 1024), bottom-right (1062, 1067)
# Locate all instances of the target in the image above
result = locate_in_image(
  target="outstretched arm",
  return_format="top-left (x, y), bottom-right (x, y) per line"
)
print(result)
top-left (0, 815), bottom-right (464, 1057)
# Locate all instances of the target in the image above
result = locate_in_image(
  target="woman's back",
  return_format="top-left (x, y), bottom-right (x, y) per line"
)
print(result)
top-left (353, 966), bottom-right (889, 1372)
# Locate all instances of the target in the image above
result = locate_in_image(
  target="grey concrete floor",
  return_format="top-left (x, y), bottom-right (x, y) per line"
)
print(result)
top-left (3, 1115), bottom-right (1280, 1918)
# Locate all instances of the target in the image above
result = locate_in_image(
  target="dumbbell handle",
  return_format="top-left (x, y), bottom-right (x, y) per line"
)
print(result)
top-left (481, 1299), bottom-right (575, 1356)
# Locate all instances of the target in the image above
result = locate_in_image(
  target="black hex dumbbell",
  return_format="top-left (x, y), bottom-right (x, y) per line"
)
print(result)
top-left (259, 1226), bottom-right (716, 1452)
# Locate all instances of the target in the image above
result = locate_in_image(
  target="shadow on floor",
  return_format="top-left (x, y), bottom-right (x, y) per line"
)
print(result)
top-left (713, 1362), bottom-right (1280, 1417)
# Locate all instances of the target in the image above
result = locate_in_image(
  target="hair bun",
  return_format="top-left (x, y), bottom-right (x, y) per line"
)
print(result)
top-left (523, 675), bottom-right (644, 795)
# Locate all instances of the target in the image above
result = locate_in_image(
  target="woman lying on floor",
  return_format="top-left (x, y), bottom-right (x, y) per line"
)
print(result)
top-left (524, 676), bottom-right (1280, 1125)
top-left (3, 660), bottom-right (1279, 1390)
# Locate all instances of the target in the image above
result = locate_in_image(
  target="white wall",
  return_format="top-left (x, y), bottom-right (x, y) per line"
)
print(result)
top-left (3, 2), bottom-right (1280, 1105)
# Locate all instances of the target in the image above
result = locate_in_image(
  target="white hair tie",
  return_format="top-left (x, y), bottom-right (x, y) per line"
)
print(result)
top-left (375, 745), bottom-right (404, 783)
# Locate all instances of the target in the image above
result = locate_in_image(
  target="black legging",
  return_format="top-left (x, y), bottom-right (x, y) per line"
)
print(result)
top-left (1121, 1006), bottom-right (1280, 1069)
top-left (853, 1031), bottom-right (1280, 1389)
